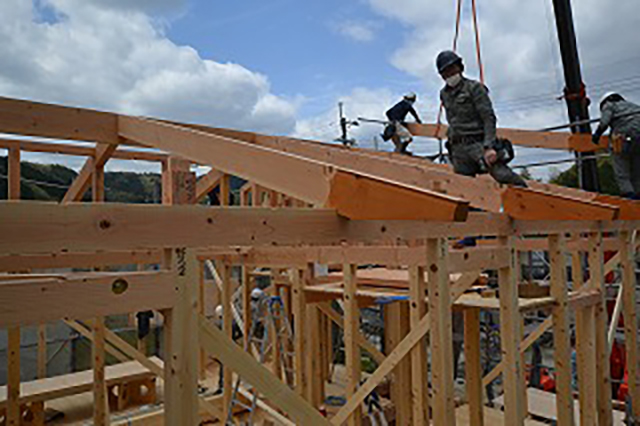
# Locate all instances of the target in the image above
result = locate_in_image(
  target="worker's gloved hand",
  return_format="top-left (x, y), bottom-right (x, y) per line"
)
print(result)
top-left (483, 148), bottom-right (498, 166)
top-left (591, 133), bottom-right (601, 145)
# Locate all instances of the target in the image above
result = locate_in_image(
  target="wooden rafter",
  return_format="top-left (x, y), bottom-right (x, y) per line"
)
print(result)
top-left (195, 169), bottom-right (223, 202)
top-left (118, 117), bottom-right (469, 221)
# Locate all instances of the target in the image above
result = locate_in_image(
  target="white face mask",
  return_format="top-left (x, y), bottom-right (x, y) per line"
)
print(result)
top-left (445, 73), bottom-right (462, 87)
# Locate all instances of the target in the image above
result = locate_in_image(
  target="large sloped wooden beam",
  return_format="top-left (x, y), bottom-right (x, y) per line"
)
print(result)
top-left (407, 122), bottom-right (610, 152)
top-left (173, 122), bottom-right (503, 212)
top-left (502, 186), bottom-right (619, 220)
top-left (119, 116), bottom-right (469, 221)
top-left (62, 142), bottom-right (118, 202)
top-left (173, 122), bottom-right (625, 219)
top-left (0, 96), bottom-right (119, 144)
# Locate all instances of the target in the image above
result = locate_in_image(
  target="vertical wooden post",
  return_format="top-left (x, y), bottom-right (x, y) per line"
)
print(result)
top-left (292, 268), bottom-right (308, 397)
top-left (307, 304), bottom-right (324, 407)
top-left (37, 325), bottom-right (47, 379)
top-left (199, 261), bottom-right (207, 381)
top-left (571, 243), bottom-right (597, 426)
top-left (409, 265), bottom-right (429, 425)
top-left (620, 230), bottom-right (640, 418)
top-left (162, 157), bottom-right (196, 205)
top-left (589, 232), bottom-right (613, 426)
top-left (549, 234), bottom-right (575, 426)
top-left (343, 263), bottom-right (361, 426)
top-left (7, 327), bottom-right (20, 426)
top-left (242, 267), bottom-right (252, 351)
top-left (219, 173), bottom-right (230, 206)
top-left (93, 317), bottom-right (109, 425)
top-left (7, 147), bottom-right (21, 426)
top-left (498, 236), bottom-right (525, 426)
top-left (427, 238), bottom-right (456, 426)
top-left (220, 261), bottom-right (234, 412)
top-left (464, 308), bottom-right (483, 426)
top-left (162, 248), bottom-right (199, 425)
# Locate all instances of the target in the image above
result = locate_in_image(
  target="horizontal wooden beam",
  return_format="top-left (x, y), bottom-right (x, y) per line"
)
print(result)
top-left (0, 96), bottom-right (119, 144)
top-left (0, 138), bottom-right (166, 162)
top-left (0, 249), bottom-right (162, 272)
top-left (593, 194), bottom-right (640, 220)
top-left (119, 117), bottom-right (469, 221)
top-left (0, 203), bottom-right (512, 255)
top-left (407, 123), bottom-right (609, 153)
top-left (202, 245), bottom-right (509, 272)
top-left (0, 271), bottom-right (176, 328)
top-left (502, 186), bottom-right (619, 220)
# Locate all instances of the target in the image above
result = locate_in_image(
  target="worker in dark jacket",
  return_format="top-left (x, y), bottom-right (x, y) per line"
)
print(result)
top-left (592, 92), bottom-right (640, 199)
top-left (437, 50), bottom-right (526, 187)
top-left (384, 93), bottom-right (422, 154)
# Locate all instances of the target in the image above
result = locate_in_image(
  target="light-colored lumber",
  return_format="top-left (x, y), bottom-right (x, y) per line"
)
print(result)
top-left (173, 123), bottom-right (504, 212)
top-left (162, 157), bottom-right (196, 205)
top-left (464, 308), bottom-right (483, 426)
top-left (0, 202), bottom-right (515, 255)
top-left (571, 246), bottom-right (597, 426)
top-left (8, 147), bottom-right (20, 199)
top-left (407, 122), bottom-right (608, 153)
top-left (502, 187), bottom-right (619, 221)
top-left (317, 302), bottom-right (385, 364)
top-left (62, 142), bottom-right (117, 202)
top-left (195, 169), bottom-right (223, 202)
top-left (219, 173), bottom-right (231, 206)
top-left (0, 96), bottom-right (119, 144)
top-left (220, 261), bottom-right (233, 412)
top-left (594, 195), bottom-right (640, 220)
top-left (549, 234), bottom-right (575, 426)
top-left (202, 243), bottom-right (509, 272)
top-left (0, 249), bottom-right (161, 272)
top-left (588, 233), bottom-right (613, 426)
top-left (427, 238), bottom-right (455, 426)
top-left (118, 116), bottom-right (469, 221)
top-left (331, 271), bottom-right (479, 425)
top-left (93, 317), bottom-right (109, 426)
top-left (292, 268), bottom-right (308, 397)
top-left (198, 315), bottom-right (331, 426)
top-left (620, 230), bottom-right (640, 418)
top-left (0, 137), bottom-right (166, 161)
top-left (7, 327), bottom-right (20, 426)
top-left (497, 236), bottom-right (525, 425)
top-left (0, 271), bottom-right (176, 328)
top-left (409, 265), bottom-right (429, 426)
top-left (165, 248), bottom-right (199, 425)
top-left (343, 263), bottom-right (362, 426)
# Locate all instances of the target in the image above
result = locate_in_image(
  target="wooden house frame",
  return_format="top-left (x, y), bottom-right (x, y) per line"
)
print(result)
top-left (0, 96), bottom-right (638, 425)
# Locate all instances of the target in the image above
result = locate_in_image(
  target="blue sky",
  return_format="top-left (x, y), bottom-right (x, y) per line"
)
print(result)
top-left (167, 1), bottom-right (419, 118)
top-left (1, 0), bottom-right (640, 179)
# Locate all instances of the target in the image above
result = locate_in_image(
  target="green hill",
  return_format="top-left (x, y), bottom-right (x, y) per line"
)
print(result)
top-left (0, 156), bottom-right (161, 203)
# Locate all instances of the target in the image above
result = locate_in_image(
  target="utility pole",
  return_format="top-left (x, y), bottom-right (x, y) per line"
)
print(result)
top-left (551, 0), bottom-right (600, 192)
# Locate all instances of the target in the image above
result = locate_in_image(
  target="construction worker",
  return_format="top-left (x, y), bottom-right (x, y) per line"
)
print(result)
top-left (592, 92), bottom-right (640, 199)
top-left (383, 93), bottom-right (422, 154)
top-left (436, 50), bottom-right (526, 187)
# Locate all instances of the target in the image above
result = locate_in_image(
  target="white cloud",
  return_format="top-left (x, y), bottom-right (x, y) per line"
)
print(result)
top-left (0, 0), bottom-right (297, 138)
top-left (331, 20), bottom-right (381, 43)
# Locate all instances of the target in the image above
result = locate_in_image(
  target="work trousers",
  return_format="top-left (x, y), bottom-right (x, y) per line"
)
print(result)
top-left (612, 151), bottom-right (640, 196)
top-left (449, 140), bottom-right (527, 187)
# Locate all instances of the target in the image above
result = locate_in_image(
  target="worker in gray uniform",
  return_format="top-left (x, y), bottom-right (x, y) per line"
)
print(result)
top-left (437, 50), bottom-right (526, 187)
top-left (592, 92), bottom-right (640, 199)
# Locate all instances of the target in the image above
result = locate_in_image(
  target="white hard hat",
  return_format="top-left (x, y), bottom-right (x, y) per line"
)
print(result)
top-left (215, 305), bottom-right (223, 320)
top-left (251, 288), bottom-right (264, 300)
top-left (404, 92), bottom-right (417, 102)
top-left (599, 91), bottom-right (623, 109)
